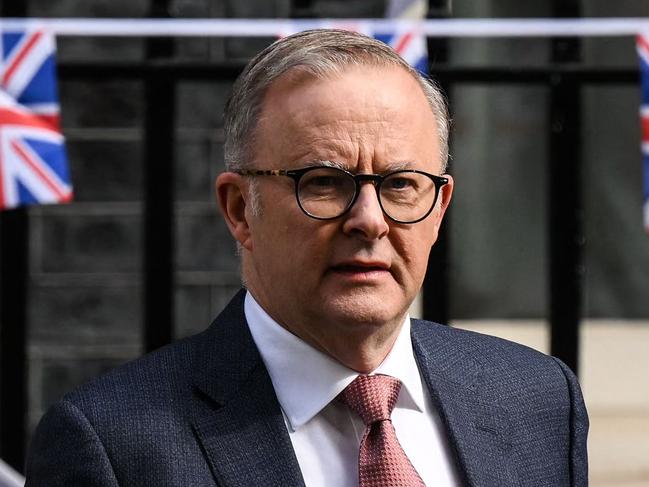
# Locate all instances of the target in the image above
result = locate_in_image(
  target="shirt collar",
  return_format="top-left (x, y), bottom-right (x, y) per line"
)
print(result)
top-left (244, 291), bottom-right (426, 432)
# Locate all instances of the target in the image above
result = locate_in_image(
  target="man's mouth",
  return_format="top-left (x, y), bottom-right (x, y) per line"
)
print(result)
top-left (330, 261), bottom-right (391, 276)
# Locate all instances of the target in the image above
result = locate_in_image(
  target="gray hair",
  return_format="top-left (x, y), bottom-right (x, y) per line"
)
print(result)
top-left (224, 29), bottom-right (450, 173)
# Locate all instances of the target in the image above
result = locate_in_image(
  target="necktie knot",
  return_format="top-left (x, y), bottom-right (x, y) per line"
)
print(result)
top-left (339, 374), bottom-right (425, 486)
top-left (339, 374), bottom-right (401, 425)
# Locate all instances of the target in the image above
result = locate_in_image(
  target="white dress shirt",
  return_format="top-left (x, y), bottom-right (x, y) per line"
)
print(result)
top-left (244, 292), bottom-right (461, 487)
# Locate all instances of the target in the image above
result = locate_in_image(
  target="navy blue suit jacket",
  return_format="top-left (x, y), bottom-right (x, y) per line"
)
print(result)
top-left (26, 290), bottom-right (588, 486)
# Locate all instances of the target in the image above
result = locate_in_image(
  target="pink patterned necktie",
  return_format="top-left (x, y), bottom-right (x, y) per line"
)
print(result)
top-left (340, 374), bottom-right (426, 487)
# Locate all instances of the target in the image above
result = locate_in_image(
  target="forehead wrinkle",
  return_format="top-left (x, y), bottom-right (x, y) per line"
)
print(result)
top-left (289, 132), bottom-right (358, 165)
top-left (307, 118), bottom-right (394, 164)
top-left (290, 129), bottom-right (423, 173)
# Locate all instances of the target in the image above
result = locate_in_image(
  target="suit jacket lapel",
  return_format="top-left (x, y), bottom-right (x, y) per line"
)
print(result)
top-left (411, 320), bottom-right (519, 487)
top-left (190, 290), bottom-right (305, 487)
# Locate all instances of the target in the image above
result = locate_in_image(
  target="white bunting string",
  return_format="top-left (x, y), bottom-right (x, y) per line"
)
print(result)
top-left (0, 18), bottom-right (648, 38)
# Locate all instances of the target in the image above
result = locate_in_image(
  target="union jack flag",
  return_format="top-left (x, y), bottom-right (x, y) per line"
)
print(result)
top-left (380, 0), bottom-right (428, 75)
top-left (637, 34), bottom-right (649, 232)
top-left (373, 30), bottom-right (428, 75)
top-left (0, 27), bottom-right (72, 210)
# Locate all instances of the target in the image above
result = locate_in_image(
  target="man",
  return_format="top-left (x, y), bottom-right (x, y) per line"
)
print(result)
top-left (26, 30), bottom-right (588, 486)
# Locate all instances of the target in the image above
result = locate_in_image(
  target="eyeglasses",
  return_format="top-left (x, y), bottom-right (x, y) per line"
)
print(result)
top-left (236, 166), bottom-right (449, 224)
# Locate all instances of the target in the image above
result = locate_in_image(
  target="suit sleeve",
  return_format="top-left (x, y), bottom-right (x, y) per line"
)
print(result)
top-left (552, 357), bottom-right (589, 486)
top-left (25, 399), bottom-right (120, 487)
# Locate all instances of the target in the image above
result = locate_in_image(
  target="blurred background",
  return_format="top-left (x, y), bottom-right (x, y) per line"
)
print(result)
top-left (0, 0), bottom-right (648, 485)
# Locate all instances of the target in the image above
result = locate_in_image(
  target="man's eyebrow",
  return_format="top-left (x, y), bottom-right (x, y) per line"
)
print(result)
top-left (384, 161), bottom-right (414, 172)
top-left (302, 159), bottom-right (348, 170)
top-left (300, 160), bottom-right (416, 172)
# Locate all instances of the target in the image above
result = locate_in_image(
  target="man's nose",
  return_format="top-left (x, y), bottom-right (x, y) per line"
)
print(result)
top-left (341, 183), bottom-right (389, 240)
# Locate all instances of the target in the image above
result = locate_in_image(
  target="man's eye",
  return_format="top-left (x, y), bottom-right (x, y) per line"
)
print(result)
top-left (303, 173), bottom-right (348, 189)
top-left (309, 176), bottom-right (340, 187)
top-left (385, 177), bottom-right (415, 190)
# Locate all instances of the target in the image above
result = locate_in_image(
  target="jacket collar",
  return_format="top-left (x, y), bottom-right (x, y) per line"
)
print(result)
top-left (411, 319), bottom-right (519, 487)
top-left (190, 289), bottom-right (306, 487)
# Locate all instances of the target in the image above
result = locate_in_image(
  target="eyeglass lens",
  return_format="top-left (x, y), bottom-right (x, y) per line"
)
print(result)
top-left (297, 167), bottom-right (438, 222)
top-left (298, 168), bottom-right (356, 218)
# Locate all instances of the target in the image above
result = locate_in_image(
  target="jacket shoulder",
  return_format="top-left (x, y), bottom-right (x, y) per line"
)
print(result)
top-left (411, 318), bottom-right (559, 372)
top-left (411, 319), bottom-right (589, 485)
top-left (410, 318), bottom-right (584, 412)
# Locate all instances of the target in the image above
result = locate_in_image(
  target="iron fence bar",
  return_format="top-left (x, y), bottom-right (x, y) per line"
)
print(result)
top-left (549, 0), bottom-right (583, 375)
top-left (436, 66), bottom-right (639, 84)
top-left (143, 0), bottom-right (176, 353)
top-left (55, 61), bottom-right (639, 84)
top-left (0, 209), bottom-right (28, 473)
top-left (423, 0), bottom-right (451, 325)
top-left (0, 0), bottom-right (29, 473)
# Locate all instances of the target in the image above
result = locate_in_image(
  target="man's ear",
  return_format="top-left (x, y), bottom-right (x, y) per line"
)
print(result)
top-left (434, 174), bottom-right (454, 231)
top-left (439, 174), bottom-right (454, 214)
top-left (215, 172), bottom-right (253, 251)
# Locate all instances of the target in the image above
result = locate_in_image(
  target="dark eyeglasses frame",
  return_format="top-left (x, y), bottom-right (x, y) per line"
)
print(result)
top-left (235, 166), bottom-right (449, 224)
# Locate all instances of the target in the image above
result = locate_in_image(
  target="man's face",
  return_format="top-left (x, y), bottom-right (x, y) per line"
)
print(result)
top-left (221, 65), bottom-right (452, 367)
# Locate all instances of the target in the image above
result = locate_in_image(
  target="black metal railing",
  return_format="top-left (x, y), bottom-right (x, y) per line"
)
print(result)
top-left (0, 6), bottom-right (641, 476)
top-left (0, 0), bottom-right (30, 473)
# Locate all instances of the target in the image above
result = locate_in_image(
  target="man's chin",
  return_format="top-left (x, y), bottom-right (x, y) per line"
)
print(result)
top-left (316, 292), bottom-right (407, 329)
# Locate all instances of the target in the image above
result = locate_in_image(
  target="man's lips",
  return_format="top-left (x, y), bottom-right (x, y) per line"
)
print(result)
top-left (330, 261), bottom-right (391, 274)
